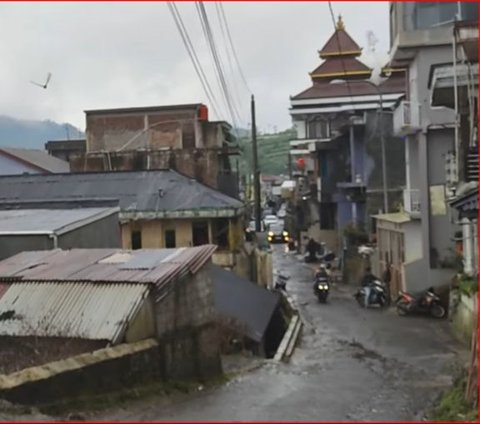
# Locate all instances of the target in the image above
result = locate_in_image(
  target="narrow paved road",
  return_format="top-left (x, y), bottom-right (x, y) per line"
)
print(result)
top-left (98, 246), bottom-right (462, 422)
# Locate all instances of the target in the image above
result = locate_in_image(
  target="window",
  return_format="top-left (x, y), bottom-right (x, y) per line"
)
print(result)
top-left (131, 230), bottom-right (142, 250)
top-left (404, 2), bottom-right (459, 31)
top-left (308, 120), bottom-right (330, 139)
top-left (211, 218), bottom-right (230, 250)
top-left (192, 221), bottom-right (209, 246)
top-left (165, 229), bottom-right (176, 248)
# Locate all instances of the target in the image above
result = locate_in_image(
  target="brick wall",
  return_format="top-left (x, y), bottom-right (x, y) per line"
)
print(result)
top-left (86, 110), bottom-right (198, 152)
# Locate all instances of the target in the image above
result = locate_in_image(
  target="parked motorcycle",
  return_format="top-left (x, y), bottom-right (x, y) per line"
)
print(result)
top-left (396, 288), bottom-right (446, 318)
top-left (354, 279), bottom-right (387, 308)
top-left (274, 273), bottom-right (289, 291)
top-left (314, 275), bottom-right (330, 303)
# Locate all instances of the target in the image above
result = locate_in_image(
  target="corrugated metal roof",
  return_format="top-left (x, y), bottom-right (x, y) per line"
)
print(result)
top-left (0, 246), bottom-right (217, 292)
top-left (0, 207), bottom-right (118, 235)
top-left (0, 170), bottom-right (243, 218)
top-left (0, 147), bottom-right (70, 173)
top-left (0, 281), bottom-right (149, 343)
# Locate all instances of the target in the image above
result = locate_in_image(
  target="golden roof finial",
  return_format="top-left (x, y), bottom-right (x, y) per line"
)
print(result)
top-left (336, 14), bottom-right (345, 31)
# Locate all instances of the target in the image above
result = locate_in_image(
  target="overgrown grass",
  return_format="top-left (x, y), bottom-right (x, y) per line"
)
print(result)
top-left (430, 375), bottom-right (478, 422)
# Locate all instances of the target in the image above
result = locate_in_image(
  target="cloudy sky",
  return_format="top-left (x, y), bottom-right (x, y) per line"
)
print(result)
top-left (0, 1), bottom-right (390, 133)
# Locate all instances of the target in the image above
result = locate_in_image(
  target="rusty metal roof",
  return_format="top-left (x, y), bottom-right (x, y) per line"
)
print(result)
top-left (0, 246), bottom-right (217, 292)
top-left (0, 281), bottom-right (149, 343)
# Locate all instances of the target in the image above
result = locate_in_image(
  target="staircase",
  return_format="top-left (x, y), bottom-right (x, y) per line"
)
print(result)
top-left (466, 146), bottom-right (478, 182)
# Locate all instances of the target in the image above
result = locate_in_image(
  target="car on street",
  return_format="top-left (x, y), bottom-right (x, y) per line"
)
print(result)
top-left (268, 222), bottom-right (289, 243)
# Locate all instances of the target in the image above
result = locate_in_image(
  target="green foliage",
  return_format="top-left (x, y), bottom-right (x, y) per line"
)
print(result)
top-left (238, 129), bottom-right (296, 177)
top-left (457, 274), bottom-right (478, 297)
top-left (431, 375), bottom-right (478, 422)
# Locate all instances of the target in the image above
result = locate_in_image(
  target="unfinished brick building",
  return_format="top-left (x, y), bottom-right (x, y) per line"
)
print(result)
top-left (70, 104), bottom-right (240, 198)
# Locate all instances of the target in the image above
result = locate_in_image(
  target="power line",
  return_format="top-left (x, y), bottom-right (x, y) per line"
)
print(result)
top-left (214, 2), bottom-right (247, 124)
top-left (166, 2), bottom-right (222, 119)
top-left (218, 2), bottom-right (252, 95)
top-left (197, 2), bottom-right (243, 127)
top-left (196, 2), bottom-right (243, 130)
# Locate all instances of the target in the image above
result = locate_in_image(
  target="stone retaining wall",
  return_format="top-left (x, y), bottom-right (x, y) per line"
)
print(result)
top-left (0, 339), bottom-right (160, 405)
top-left (451, 291), bottom-right (477, 345)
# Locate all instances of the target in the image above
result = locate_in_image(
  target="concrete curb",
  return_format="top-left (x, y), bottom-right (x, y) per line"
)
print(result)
top-left (273, 292), bottom-right (303, 362)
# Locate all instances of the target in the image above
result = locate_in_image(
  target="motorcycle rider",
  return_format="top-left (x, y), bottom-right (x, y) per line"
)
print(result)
top-left (314, 264), bottom-right (329, 292)
top-left (360, 266), bottom-right (378, 308)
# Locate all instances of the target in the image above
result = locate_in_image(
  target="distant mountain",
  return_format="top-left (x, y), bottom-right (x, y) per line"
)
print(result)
top-left (0, 115), bottom-right (84, 149)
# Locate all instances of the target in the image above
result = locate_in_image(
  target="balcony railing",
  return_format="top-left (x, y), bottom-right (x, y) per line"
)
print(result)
top-left (403, 189), bottom-right (421, 216)
top-left (393, 100), bottom-right (422, 136)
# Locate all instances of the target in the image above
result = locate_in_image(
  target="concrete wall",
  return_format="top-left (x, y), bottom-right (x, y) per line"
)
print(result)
top-left (0, 155), bottom-right (41, 176)
top-left (410, 46), bottom-right (455, 127)
top-left (427, 128), bottom-right (457, 265)
top-left (255, 248), bottom-right (273, 289)
top-left (0, 339), bottom-right (160, 405)
top-left (0, 214), bottom-right (121, 261)
top-left (404, 221), bottom-right (422, 263)
top-left (0, 234), bottom-right (51, 261)
top-left (155, 265), bottom-right (222, 380)
top-left (0, 337), bottom-right (105, 375)
top-left (59, 214), bottom-right (121, 250)
top-left (403, 257), bottom-right (428, 292)
top-left (125, 297), bottom-right (156, 344)
top-left (451, 292), bottom-right (477, 345)
top-left (70, 149), bottom-right (222, 189)
top-left (405, 135), bottom-right (420, 190)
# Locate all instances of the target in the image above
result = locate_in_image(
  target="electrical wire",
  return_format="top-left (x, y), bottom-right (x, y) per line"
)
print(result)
top-left (214, 2), bottom-right (247, 124)
top-left (167, 2), bottom-right (222, 119)
top-left (218, 2), bottom-right (252, 95)
top-left (196, 2), bottom-right (243, 131)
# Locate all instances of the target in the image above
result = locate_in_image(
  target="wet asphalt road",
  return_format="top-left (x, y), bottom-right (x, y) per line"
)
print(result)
top-left (98, 246), bottom-right (462, 422)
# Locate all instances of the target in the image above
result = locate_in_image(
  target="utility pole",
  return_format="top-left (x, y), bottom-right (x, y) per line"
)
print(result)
top-left (378, 92), bottom-right (389, 214)
top-left (251, 95), bottom-right (262, 232)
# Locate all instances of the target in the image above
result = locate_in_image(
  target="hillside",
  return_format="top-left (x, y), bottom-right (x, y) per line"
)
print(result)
top-left (0, 115), bottom-right (84, 149)
top-left (239, 128), bottom-right (295, 177)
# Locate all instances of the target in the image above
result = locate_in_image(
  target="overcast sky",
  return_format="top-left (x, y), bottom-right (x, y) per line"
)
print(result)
top-left (0, 2), bottom-right (390, 133)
